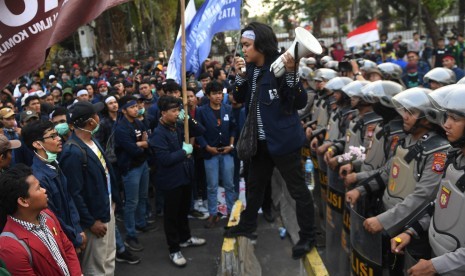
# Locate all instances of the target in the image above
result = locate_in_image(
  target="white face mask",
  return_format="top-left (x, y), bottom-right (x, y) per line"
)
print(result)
top-left (100, 91), bottom-right (108, 97)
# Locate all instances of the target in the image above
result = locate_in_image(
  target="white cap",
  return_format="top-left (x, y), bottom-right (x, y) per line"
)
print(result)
top-left (49, 75), bottom-right (56, 80)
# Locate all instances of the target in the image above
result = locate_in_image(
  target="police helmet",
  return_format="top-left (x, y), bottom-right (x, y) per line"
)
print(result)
top-left (313, 68), bottom-right (338, 82)
top-left (341, 80), bottom-right (370, 98)
top-left (361, 80), bottom-right (404, 108)
top-left (324, 60), bottom-right (339, 71)
top-left (320, 56), bottom-right (333, 66)
top-left (306, 57), bottom-right (317, 66)
top-left (423, 68), bottom-right (456, 85)
top-left (424, 85), bottom-right (458, 125)
top-left (325, 77), bottom-right (353, 92)
top-left (359, 59), bottom-right (377, 71)
top-left (299, 66), bottom-right (313, 80)
top-left (392, 87), bottom-right (432, 120)
top-left (377, 62), bottom-right (403, 80)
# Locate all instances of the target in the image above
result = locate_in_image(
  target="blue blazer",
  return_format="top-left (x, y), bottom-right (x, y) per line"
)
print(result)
top-left (195, 103), bottom-right (237, 159)
top-left (59, 133), bottom-right (118, 229)
top-left (31, 156), bottom-right (83, 247)
top-left (233, 57), bottom-right (307, 156)
top-left (149, 119), bottom-right (205, 191)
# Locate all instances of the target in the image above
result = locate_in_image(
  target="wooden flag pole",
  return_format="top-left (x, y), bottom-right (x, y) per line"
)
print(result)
top-left (180, 0), bottom-right (189, 143)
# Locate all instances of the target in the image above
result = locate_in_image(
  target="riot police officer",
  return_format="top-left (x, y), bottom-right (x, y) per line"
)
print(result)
top-left (391, 84), bottom-right (465, 276)
top-left (423, 67), bottom-right (456, 90)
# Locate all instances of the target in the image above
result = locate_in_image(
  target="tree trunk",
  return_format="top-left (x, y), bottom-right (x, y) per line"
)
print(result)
top-left (459, 0), bottom-right (465, 35)
top-left (378, 0), bottom-right (390, 35)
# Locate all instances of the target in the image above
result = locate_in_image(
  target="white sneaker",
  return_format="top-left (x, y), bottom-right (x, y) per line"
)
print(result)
top-left (169, 251), bottom-right (187, 267)
top-left (179, 236), bottom-right (206, 248)
top-left (195, 200), bottom-right (208, 213)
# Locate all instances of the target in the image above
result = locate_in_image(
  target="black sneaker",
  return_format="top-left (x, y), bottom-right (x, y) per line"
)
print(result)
top-left (116, 249), bottom-right (141, 264)
top-left (292, 239), bottom-right (315, 260)
top-left (136, 223), bottom-right (159, 233)
top-left (124, 237), bottom-right (144, 252)
top-left (223, 225), bottom-right (257, 239)
top-left (188, 210), bottom-right (209, 220)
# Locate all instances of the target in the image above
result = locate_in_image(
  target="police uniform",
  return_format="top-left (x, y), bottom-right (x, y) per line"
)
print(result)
top-left (422, 149), bottom-right (465, 275)
top-left (377, 131), bottom-right (449, 237)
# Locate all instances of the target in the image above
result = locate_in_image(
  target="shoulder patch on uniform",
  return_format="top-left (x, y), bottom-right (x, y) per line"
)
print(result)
top-left (439, 185), bottom-right (451, 209)
top-left (391, 135), bottom-right (400, 151)
top-left (432, 152), bottom-right (447, 174)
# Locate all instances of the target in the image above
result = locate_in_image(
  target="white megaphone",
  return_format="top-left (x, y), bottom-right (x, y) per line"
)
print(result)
top-left (271, 27), bottom-right (323, 78)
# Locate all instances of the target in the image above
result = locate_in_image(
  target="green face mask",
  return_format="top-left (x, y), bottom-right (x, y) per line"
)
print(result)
top-left (39, 143), bottom-right (58, 163)
top-left (91, 122), bottom-right (100, 135)
top-left (55, 123), bottom-right (69, 136)
top-left (138, 108), bottom-right (145, 116)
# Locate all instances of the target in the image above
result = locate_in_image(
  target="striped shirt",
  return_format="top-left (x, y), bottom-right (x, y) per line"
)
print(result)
top-left (236, 68), bottom-right (300, 141)
top-left (11, 213), bottom-right (70, 276)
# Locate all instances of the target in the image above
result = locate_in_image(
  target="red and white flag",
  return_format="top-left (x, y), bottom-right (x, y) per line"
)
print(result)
top-left (346, 20), bottom-right (379, 48)
top-left (0, 0), bottom-right (130, 88)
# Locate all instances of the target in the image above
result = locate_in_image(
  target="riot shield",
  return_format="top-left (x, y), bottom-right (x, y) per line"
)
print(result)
top-left (350, 206), bottom-right (383, 276)
top-left (403, 249), bottom-right (418, 274)
top-left (326, 167), bottom-right (349, 275)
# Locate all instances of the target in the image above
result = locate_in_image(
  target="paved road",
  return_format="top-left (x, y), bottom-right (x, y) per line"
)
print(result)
top-left (115, 215), bottom-right (303, 276)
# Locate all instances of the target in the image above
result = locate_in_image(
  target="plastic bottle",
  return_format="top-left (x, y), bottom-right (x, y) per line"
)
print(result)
top-left (305, 157), bottom-right (315, 191)
top-left (279, 227), bottom-right (287, 239)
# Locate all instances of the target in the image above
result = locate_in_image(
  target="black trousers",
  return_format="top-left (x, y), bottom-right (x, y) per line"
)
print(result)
top-left (163, 185), bottom-right (192, 253)
top-left (244, 159), bottom-right (273, 213)
top-left (239, 140), bottom-right (316, 241)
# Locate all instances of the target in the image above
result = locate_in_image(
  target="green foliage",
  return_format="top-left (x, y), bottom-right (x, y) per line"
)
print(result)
top-left (423, 0), bottom-right (455, 18)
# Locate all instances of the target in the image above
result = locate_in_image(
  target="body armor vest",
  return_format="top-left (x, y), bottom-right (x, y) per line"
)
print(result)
top-left (429, 155), bottom-right (465, 256)
top-left (326, 109), bottom-right (341, 142)
top-left (383, 133), bottom-right (450, 210)
top-left (362, 124), bottom-right (385, 172)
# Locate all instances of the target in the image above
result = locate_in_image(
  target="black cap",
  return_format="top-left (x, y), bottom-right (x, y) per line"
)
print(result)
top-left (69, 101), bottom-right (104, 124)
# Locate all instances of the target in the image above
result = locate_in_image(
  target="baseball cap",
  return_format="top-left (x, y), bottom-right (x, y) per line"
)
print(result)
top-left (20, 110), bottom-right (39, 122)
top-left (59, 65), bottom-right (65, 69)
top-left (97, 80), bottom-right (107, 88)
top-left (0, 108), bottom-right (15, 119)
top-left (69, 101), bottom-right (104, 124)
top-left (0, 135), bottom-right (21, 153)
top-left (49, 75), bottom-right (56, 80)
top-left (442, 54), bottom-right (455, 61)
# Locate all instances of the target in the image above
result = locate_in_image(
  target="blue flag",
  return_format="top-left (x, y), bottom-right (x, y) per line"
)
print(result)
top-left (168, 0), bottom-right (242, 83)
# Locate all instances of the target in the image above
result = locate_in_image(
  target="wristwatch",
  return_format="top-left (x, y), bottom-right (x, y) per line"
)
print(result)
top-left (354, 71), bottom-right (362, 76)
top-left (230, 144), bottom-right (235, 149)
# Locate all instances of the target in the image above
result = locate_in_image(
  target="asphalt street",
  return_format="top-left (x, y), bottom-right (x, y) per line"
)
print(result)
top-left (115, 215), bottom-right (303, 276)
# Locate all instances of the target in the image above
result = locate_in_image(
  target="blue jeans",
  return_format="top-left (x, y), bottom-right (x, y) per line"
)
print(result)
top-left (204, 154), bottom-right (236, 215)
top-left (115, 226), bottom-right (125, 253)
top-left (123, 161), bottom-right (149, 238)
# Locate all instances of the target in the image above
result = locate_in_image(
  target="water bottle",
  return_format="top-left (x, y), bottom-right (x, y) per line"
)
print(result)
top-left (279, 227), bottom-right (287, 239)
top-left (305, 157), bottom-right (315, 191)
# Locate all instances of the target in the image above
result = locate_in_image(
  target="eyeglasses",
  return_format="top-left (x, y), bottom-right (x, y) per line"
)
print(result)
top-left (407, 56), bottom-right (416, 59)
top-left (41, 132), bottom-right (60, 140)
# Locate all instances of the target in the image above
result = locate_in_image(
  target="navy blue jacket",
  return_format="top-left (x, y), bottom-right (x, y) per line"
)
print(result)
top-left (149, 119), bottom-right (205, 191)
top-left (59, 133), bottom-right (118, 229)
top-left (31, 156), bottom-right (83, 247)
top-left (114, 116), bottom-right (147, 174)
top-left (14, 137), bottom-right (34, 166)
top-left (233, 58), bottom-right (307, 156)
top-left (195, 103), bottom-right (237, 159)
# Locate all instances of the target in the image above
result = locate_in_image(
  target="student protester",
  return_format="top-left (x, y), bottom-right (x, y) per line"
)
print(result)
top-left (149, 95), bottom-right (206, 267)
top-left (115, 96), bottom-right (157, 252)
top-left (60, 101), bottom-right (119, 276)
top-left (22, 120), bottom-right (85, 251)
top-left (0, 135), bottom-right (20, 173)
top-left (0, 107), bottom-right (20, 165)
top-left (14, 110), bottom-right (39, 166)
top-left (224, 22), bottom-right (316, 260)
top-left (196, 81), bottom-right (237, 228)
top-left (50, 107), bottom-right (71, 142)
top-left (0, 164), bottom-right (82, 276)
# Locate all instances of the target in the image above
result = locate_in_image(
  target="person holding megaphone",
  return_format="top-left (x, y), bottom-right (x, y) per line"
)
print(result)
top-left (224, 21), bottom-right (322, 259)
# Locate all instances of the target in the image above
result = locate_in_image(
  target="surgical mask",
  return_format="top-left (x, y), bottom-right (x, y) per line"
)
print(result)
top-left (55, 123), bottom-right (70, 136)
top-left (38, 143), bottom-right (58, 163)
top-left (138, 108), bottom-right (145, 116)
top-left (91, 119), bottom-right (100, 135)
top-left (151, 88), bottom-right (156, 94)
top-left (100, 91), bottom-right (108, 97)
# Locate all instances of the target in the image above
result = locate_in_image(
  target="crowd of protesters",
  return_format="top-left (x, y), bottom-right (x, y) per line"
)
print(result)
top-left (0, 24), bottom-right (465, 275)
